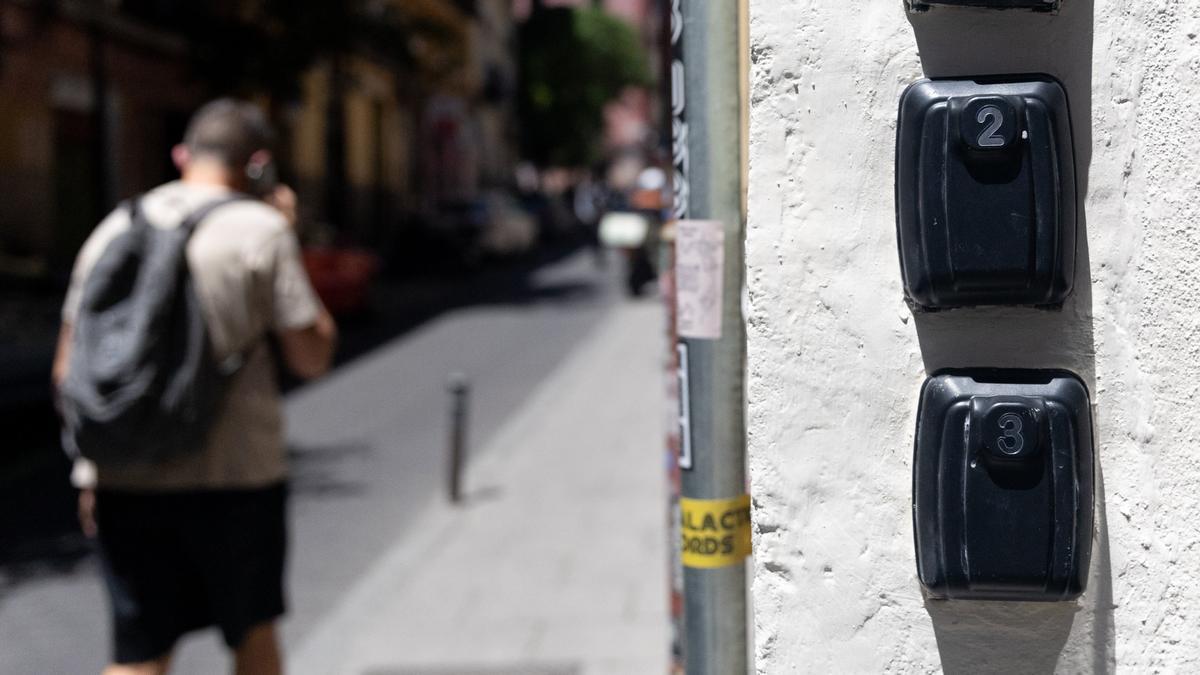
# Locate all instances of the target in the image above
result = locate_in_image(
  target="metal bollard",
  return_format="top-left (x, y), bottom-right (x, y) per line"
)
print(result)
top-left (447, 373), bottom-right (469, 504)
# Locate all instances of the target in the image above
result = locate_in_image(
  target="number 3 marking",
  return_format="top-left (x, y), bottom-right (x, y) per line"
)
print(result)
top-left (997, 412), bottom-right (1024, 454)
top-left (976, 105), bottom-right (1005, 147)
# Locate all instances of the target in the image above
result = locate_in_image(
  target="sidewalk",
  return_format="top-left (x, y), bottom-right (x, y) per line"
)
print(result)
top-left (290, 298), bottom-right (670, 675)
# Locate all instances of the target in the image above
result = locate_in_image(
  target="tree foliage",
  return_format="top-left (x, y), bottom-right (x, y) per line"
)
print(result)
top-left (518, 5), bottom-right (651, 168)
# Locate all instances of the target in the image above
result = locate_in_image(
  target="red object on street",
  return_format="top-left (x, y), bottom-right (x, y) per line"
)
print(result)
top-left (302, 247), bottom-right (379, 316)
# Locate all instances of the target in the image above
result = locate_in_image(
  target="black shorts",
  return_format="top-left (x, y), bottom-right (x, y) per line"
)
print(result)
top-left (95, 482), bottom-right (287, 664)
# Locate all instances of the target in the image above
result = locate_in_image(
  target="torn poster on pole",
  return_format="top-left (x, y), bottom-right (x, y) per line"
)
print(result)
top-left (674, 219), bottom-right (724, 340)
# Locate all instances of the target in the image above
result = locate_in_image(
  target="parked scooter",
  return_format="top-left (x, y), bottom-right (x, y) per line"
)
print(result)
top-left (597, 166), bottom-right (666, 296)
top-left (599, 210), bottom-right (658, 296)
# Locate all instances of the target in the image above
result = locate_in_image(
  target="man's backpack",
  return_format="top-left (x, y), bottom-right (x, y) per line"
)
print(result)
top-left (61, 195), bottom-right (246, 467)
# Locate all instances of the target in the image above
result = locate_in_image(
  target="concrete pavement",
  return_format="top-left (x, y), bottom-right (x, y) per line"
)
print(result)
top-left (291, 298), bottom-right (670, 675)
top-left (0, 250), bottom-right (671, 674)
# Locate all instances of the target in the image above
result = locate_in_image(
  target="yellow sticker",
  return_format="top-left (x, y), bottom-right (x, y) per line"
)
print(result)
top-left (680, 494), bottom-right (752, 568)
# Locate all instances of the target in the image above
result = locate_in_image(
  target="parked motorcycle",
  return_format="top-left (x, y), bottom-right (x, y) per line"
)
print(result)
top-left (599, 210), bottom-right (658, 296)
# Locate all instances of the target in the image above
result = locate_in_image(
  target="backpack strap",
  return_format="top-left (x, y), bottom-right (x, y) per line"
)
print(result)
top-left (126, 195), bottom-right (147, 229)
top-left (180, 194), bottom-right (250, 235)
top-left (165, 193), bottom-right (256, 375)
top-left (124, 192), bottom-right (249, 235)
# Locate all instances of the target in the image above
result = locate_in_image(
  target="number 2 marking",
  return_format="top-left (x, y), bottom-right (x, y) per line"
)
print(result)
top-left (976, 105), bottom-right (1005, 147)
top-left (997, 412), bottom-right (1024, 454)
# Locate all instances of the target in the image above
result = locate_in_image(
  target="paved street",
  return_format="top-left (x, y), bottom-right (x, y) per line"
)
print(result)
top-left (0, 250), bottom-right (670, 674)
top-left (291, 290), bottom-right (668, 675)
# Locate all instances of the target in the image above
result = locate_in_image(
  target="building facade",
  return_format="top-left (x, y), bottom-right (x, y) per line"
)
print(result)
top-left (0, 0), bottom-right (519, 283)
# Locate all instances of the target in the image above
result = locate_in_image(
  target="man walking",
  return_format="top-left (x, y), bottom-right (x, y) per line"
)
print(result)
top-left (53, 99), bottom-right (337, 675)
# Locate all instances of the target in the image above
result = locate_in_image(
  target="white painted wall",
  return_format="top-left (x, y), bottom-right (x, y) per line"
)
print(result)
top-left (746, 0), bottom-right (1200, 671)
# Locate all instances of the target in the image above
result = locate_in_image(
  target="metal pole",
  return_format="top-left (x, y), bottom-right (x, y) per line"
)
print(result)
top-left (447, 373), bottom-right (469, 504)
top-left (674, 1), bottom-right (748, 673)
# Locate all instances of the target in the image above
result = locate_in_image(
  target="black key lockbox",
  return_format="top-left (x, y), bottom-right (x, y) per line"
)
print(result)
top-left (912, 371), bottom-right (1094, 601)
top-left (895, 76), bottom-right (1076, 310)
top-left (907, 0), bottom-right (1060, 11)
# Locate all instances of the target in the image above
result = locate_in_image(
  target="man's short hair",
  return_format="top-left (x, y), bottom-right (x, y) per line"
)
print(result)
top-left (183, 99), bottom-right (275, 168)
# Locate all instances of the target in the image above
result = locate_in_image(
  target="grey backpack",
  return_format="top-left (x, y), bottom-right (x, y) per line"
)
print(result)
top-left (61, 195), bottom-right (245, 467)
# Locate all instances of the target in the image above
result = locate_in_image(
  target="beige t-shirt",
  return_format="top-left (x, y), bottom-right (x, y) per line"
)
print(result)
top-left (62, 181), bottom-right (321, 490)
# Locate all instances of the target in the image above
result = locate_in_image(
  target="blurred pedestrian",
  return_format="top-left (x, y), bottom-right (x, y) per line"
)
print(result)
top-left (572, 169), bottom-right (608, 268)
top-left (52, 99), bottom-right (337, 675)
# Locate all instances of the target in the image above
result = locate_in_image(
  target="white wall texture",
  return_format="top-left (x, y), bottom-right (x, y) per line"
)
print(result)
top-left (746, 0), bottom-right (1200, 671)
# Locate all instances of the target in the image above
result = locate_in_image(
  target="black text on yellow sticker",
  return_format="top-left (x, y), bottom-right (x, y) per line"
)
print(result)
top-left (680, 494), bottom-right (752, 568)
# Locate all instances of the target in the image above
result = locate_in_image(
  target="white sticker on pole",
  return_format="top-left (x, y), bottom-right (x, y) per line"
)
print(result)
top-left (677, 342), bottom-right (692, 470)
top-left (675, 219), bottom-right (724, 339)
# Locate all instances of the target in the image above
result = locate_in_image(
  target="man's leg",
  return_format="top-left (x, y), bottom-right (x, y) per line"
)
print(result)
top-left (234, 621), bottom-right (282, 675)
top-left (94, 491), bottom-right (185, 675)
top-left (101, 652), bottom-right (171, 675)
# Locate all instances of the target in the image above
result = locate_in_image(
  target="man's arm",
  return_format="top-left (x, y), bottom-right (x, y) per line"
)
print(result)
top-left (52, 322), bottom-right (72, 390)
top-left (275, 306), bottom-right (338, 379)
top-left (264, 184), bottom-right (337, 379)
top-left (52, 322), bottom-right (98, 536)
